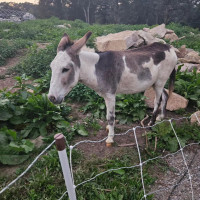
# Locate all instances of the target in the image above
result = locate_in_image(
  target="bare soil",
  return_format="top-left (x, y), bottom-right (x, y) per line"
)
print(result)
top-left (0, 49), bottom-right (26, 91)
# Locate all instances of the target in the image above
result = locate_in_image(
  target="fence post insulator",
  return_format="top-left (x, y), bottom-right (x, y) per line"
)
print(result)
top-left (54, 133), bottom-right (66, 151)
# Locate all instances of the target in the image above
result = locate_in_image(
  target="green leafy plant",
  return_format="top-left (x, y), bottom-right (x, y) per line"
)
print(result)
top-left (147, 121), bottom-right (200, 152)
top-left (175, 66), bottom-right (200, 108)
top-left (0, 39), bottom-right (31, 66)
top-left (0, 127), bottom-right (34, 165)
top-left (70, 117), bottom-right (101, 137)
top-left (82, 93), bottom-right (146, 124)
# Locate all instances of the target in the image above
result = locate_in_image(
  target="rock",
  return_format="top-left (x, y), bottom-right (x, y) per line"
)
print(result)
top-left (30, 136), bottom-right (44, 148)
top-left (149, 24), bottom-right (167, 38)
top-left (164, 32), bottom-right (179, 43)
top-left (176, 63), bottom-right (200, 72)
top-left (138, 30), bottom-right (166, 45)
top-left (67, 24), bottom-right (72, 28)
top-left (177, 45), bottom-right (187, 58)
top-left (22, 12), bottom-right (36, 21)
top-left (3, 29), bottom-right (10, 32)
top-left (56, 25), bottom-right (67, 29)
top-left (166, 29), bottom-right (175, 34)
top-left (144, 87), bottom-right (188, 111)
top-left (191, 111), bottom-right (200, 125)
top-left (179, 50), bottom-right (200, 64)
top-left (10, 15), bottom-right (21, 22)
top-left (95, 30), bottom-right (144, 51)
top-left (27, 89), bottom-right (34, 93)
top-left (143, 27), bottom-right (150, 32)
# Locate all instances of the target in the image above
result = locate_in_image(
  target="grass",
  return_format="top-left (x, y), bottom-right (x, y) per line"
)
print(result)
top-left (0, 147), bottom-right (155, 200)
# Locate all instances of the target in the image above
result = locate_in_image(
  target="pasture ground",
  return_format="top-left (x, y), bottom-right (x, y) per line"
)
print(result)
top-left (0, 19), bottom-right (200, 200)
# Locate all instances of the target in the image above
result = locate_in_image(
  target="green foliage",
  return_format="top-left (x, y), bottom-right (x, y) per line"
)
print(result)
top-left (115, 94), bottom-right (147, 124)
top-left (0, 39), bottom-right (31, 66)
top-left (75, 156), bottom-right (154, 200)
top-left (174, 65), bottom-right (200, 108)
top-left (14, 43), bottom-right (57, 78)
top-left (71, 117), bottom-right (101, 137)
top-left (82, 92), bottom-right (146, 124)
top-left (0, 149), bottom-right (154, 199)
top-left (0, 127), bottom-right (34, 165)
top-left (166, 23), bottom-right (200, 37)
top-left (0, 75), bottom-right (72, 165)
top-left (147, 121), bottom-right (200, 152)
top-left (68, 83), bottom-right (99, 102)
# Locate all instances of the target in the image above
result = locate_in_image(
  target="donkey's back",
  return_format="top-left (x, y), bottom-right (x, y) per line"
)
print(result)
top-left (95, 42), bottom-right (177, 95)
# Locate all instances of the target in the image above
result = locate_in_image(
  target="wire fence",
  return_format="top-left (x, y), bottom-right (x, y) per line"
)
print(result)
top-left (0, 113), bottom-right (199, 200)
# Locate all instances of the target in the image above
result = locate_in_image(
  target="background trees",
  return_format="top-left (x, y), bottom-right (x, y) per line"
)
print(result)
top-left (0, 0), bottom-right (199, 28)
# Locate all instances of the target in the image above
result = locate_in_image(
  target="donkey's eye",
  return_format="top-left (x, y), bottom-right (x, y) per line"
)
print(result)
top-left (62, 68), bottom-right (69, 73)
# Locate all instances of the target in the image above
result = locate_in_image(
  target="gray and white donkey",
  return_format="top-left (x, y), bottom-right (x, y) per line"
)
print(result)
top-left (48, 32), bottom-right (177, 144)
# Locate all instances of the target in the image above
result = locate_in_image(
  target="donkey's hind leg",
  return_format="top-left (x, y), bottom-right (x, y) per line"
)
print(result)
top-left (156, 89), bottom-right (168, 121)
top-left (148, 85), bottom-right (164, 126)
top-left (104, 94), bottom-right (116, 144)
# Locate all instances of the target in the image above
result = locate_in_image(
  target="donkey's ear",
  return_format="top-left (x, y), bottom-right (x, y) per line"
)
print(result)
top-left (57, 33), bottom-right (74, 53)
top-left (71, 31), bottom-right (92, 54)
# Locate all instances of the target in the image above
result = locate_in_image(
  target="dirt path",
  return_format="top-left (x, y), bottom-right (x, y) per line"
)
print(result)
top-left (150, 145), bottom-right (200, 200)
top-left (0, 49), bottom-right (26, 91)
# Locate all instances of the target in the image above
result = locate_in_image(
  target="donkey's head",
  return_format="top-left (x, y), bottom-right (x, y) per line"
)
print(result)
top-left (48, 31), bottom-right (92, 104)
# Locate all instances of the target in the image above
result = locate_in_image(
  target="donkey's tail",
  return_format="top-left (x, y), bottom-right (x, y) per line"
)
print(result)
top-left (168, 68), bottom-right (176, 98)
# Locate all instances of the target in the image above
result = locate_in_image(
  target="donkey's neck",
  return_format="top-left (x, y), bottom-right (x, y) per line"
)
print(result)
top-left (79, 51), bottom-right (100, 91)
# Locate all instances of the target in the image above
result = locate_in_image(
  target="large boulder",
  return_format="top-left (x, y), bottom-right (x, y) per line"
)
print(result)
top-left (137, 30), bottom-right (166, 45)
top-left (144, 87), bottom-right (188, 111)
top-left (176, 63), bottom-right (200, 72)
top-left (23, 13), bottom-right (36, 21)
top-left (179, 50), bottom-right (200, 64)
top-left (191, 111), bottom-right (200, 125)
top-left (95, 30), bottom-right (144, 51)
top-left (10, 15), bottom-right (21, 22)
top-left (164, 32), bottom-right (179, 43)
top-left (149, 24), bottom-right (167, 38)
top-left (177, 45), bottom-right (187, 58)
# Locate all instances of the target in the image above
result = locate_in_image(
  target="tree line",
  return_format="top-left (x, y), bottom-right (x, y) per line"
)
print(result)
top-left (1, 0), bottom-right (200, 28)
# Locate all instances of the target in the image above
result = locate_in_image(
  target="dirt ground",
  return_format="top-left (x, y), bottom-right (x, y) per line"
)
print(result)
top-left (0, 50), bottom-right (27, 91)
top-left (0, 52), bottom-right (200, 200)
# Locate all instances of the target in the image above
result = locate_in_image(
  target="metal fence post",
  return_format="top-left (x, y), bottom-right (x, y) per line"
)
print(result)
top-left (54, 133), bottom-right (77, 200)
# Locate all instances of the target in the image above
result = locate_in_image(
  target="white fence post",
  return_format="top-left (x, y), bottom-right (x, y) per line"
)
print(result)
top-left (54, 133), bottom-right (77, 200)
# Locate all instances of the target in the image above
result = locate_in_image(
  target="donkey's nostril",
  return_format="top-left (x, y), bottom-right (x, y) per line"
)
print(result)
top-left (49, 95), bottom-right (56, 103)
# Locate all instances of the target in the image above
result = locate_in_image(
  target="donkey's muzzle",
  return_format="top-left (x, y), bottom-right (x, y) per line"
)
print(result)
top-left (48, 95), bottom-right (63, 104)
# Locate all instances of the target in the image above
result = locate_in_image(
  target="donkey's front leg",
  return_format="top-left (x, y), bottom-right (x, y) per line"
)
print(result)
top-left (104, 94), bottom-right (116, 145)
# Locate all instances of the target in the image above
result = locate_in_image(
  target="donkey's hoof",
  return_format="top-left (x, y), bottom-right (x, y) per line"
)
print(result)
top-left (106, 125), bottom-right (109, 133)
top-left (106, 137), bottom-right (114, 144)
top-left (156, 115), bottom-right (164, 122)
top-left (106, 143), bottom-right (112, 147)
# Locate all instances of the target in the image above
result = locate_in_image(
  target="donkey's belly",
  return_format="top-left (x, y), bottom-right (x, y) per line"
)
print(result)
top-left (116, 79), bottom-right (154, 94)
top-left (116, 71), bottom-right (157, 94)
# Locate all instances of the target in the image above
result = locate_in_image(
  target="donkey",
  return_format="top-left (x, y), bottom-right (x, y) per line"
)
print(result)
top-left (48, 32), bottom-right (177, 145)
